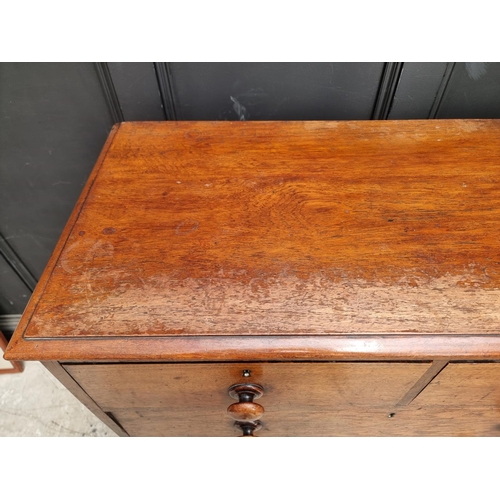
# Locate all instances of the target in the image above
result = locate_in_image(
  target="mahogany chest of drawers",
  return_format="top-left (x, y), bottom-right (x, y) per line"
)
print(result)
top-left (6, 120), bottom-right (500, 436)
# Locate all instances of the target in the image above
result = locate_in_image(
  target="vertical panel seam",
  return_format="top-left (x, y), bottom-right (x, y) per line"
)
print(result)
top-left (94, 62), bottom-right (125, 123)
top-left (371, 62), bottom-right (404, 120)
top-left (154, 62), bottom-right (177, 120)
top-left (428, 62), bottom-right (456, 119)
top-left (0, 233), bottom-right (38, 292)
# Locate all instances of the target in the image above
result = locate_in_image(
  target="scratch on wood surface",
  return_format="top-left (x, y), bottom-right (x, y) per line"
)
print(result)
top-left (175, 220), bottom-right (199, 235)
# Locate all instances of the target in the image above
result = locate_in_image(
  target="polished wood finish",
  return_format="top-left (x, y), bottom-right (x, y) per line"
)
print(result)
top-left (377, 407), bottom-right (500, 437)
top-left (5, 120), bottom-right (500, 436)
top-left (227, 402), bottom-right (264, 422)
top-left (94, 405), bottom-right (500, 437)
top-left (411, 363), bottom-right (500, 407)
top-left (8, 335), bottom-right (500, 362)
top-left (395, 360), bottom-right (448, 406)
top-left (271, 407), bottom-right (500, 437)
top-left (227, 383), bottom-right (265, 423)
top-left (266, 407), bottom-right (500, 437)
top-left (64, 362), bottom-right (430, 410)
top-left (63, 362), bottom-right (430, 436)
top-left (6, 120), bottom-right (500, 362)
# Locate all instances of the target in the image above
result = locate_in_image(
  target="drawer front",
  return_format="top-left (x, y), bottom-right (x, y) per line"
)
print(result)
top-left (104, 408), bottom-right (500, 437)
top-left (65, 362), bottom-right (430, 436)
top-left (378, 407), bottom-right (500, 437)
top-left (411, 363), bottom-right (500, 408)
top-left (381, 362), bottom-right (500, 437)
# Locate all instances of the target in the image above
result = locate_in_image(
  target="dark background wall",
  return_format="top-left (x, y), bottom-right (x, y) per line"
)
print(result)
top-left (1, 62), bottom-right (499, 337)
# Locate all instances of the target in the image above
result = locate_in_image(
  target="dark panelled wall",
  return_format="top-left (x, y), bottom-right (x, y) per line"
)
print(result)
top-left (162, 63), bottom-right (386, 120)
top-left (1, 62), bottom-right (500, 337)
top-left (0, 64), bottom-right (114, 279)
top-left (0, 63), bottom-right (115, 336)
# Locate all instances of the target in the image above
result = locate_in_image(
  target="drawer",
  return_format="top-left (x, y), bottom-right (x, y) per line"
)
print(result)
top-left (98, 406), bottom-right (500, 437)
top-left (377, 407), bottom-right (500, 437)
top-left (65, 362), bottom-right (430, 436)
top-left (106, 408), bottom-right (406, 437)
top-left (377, 362), bottom-right (500, 437)
top-left (411, 362), bottom-right (500, 408)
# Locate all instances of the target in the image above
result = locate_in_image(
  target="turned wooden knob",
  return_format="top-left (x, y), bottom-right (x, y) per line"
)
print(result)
top-left (227, 401), bottom-right (264, 421)
top-left (237, 421), bottom-right (262, 437)
top-left (228, 383), bottom-right (265, 436)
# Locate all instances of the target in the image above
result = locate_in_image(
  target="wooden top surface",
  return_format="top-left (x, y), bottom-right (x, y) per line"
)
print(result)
top-left (6, 120), bottom-right (500, 360)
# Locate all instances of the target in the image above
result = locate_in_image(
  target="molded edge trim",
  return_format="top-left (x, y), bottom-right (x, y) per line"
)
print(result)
top-left (6, 335), bottom-right (500, 362)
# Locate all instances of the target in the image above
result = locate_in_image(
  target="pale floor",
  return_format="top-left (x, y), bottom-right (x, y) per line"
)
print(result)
top-left (0, 361), bottom-right (116, 436)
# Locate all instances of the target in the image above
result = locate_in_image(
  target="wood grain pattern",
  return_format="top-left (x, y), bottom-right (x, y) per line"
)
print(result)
top-left (7, 335), bottom-right (500, 362)
top-left (103, 404), bottom-right (500, 436)
top-left (8, 120), bottom-right (500, 437)
top-left (63, 362), bottom-right (430, 414)
top-left (263, 407), bottom-right (500, 437)
top-left (395, 359), bottom-right (448, 406)
top-left (6, 119), bottom-right (500, 361)
top-left (410, 362), bottom-right (500, 407)
top-left (227, 402), bottom-right (264, 422)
